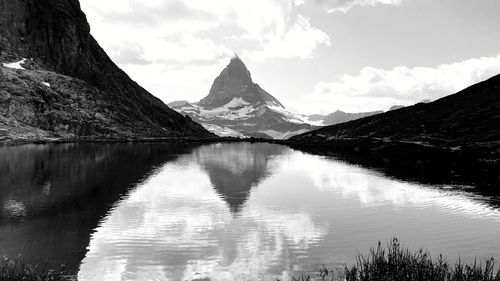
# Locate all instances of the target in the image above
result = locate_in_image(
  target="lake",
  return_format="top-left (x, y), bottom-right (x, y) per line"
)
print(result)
top-left (0, 142), bottom-right (499, 281)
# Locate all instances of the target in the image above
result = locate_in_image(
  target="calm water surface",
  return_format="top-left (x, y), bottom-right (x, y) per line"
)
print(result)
top-left (0, 142), bottom-right (499, 281)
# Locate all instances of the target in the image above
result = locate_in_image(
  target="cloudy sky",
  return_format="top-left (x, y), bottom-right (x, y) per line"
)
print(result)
top-left (80, 0), bottom-right (500, 114)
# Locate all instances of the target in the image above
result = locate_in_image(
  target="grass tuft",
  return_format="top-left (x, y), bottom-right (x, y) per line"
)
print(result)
top-left (0, 256), bottom-right (72, 281)
top-left (344, 238), bottom-right (500, 281)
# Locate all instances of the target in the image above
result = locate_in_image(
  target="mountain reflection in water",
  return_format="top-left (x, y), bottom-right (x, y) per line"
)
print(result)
top-left (190, 143), bottom-right (286, 213)
top-left (0, 142), bottom-right (499, 281)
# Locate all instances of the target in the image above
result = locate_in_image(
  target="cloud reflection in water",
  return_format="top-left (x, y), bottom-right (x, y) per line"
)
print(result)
top-left (79, 143), bottom-right (500, 281)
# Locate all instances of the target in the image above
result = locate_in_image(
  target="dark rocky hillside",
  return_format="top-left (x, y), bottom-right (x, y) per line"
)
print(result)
top-left (0, 0), bottom-right (211, 141)
top-left (291, 74), bottom-right (500, 158)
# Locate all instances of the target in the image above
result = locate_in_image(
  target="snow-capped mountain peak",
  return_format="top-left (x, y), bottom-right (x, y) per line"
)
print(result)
top-left (169, 56), bottom-right (317, 139)
top-left (198, 56), bottom-right (284, 110)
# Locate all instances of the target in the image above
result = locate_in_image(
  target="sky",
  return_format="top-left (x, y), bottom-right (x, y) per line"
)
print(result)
top-left (79, 0), bottom-right (500, 114)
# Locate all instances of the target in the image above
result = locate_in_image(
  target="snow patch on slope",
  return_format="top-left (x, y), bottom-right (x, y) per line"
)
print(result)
top-left (175, 98), bottom-right (257, 121)
top-left (267, 105), bottom-right (324, 126)
top-left (298, 116), bottom-right (324, 126)
top-left (265, 99), bottom-right (283, 108)
top-left (260, 129), bottom-right (311, 140)
top-left (202, 124), bottom-right (247, 138)
top-left (224, 97), bottom-right (250, 108)
top-left (2, 59), bottom-right (27, 70)
top-left (170, 97), bottom-right (319, 139)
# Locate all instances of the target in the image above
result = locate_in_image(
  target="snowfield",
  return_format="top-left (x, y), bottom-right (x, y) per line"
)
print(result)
top-left (267, 105), bottom-right (325, 126)
top-left (202, 124), bottom-right (247, 138)
top-left (2, 58), bottom-right (27, 70)
top-left (260, 129), bottom-right (311, 140)
top-left (225, 97), bottom-right (250, 108)
top-left (170, 97), bottom-right (319, 139)
top-left (177, 98), bottom-right (258, 121)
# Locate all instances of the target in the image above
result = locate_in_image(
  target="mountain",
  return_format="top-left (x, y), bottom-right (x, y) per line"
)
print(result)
top-left (169, 57), bottom-right (318, 139)
top-left (306, 114), bottom-right (326, 122)
top-left (310, 110), bottom-right (384, 126)
top-left (199, 57), bottom-right (285, 109)
top-left (0, 0), bottom-right (211, 141)
top-left (323, 110), bottom-right (383, 125)
top-left (389, 105), bottom-right (405, 111)
top-left (290, 74), bottom-right (500, 158)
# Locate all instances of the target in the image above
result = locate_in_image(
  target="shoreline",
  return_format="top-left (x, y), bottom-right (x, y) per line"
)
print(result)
top-left (0, 136), bottom-right (259, 147)
top-left (2, 135), bottom-right (499, 189)
top-left (2, 134), bottom-right (498, 162)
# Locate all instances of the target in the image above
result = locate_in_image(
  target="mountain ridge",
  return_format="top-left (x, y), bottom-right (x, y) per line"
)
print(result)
top-left (309, 110), bottom-right (384, 126)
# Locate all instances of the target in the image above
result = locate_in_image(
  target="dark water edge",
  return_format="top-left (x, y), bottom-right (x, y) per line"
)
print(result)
top-left (0, 139), bottom-right (499, 276)
top-left (2, 136), bottom-right (499, 204)
top-left (2, 136), bottom-right (498, 199)
top-left (287, 142), bottom-right (500, 206)
top-left (0, 136), bottom-right (241, 147)
top-left (0, 142), bottom-right (205, 272)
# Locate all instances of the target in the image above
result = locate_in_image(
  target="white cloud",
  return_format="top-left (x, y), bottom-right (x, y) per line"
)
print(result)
top-left (320, 0), bottom-right (403, 13)
top-left (293, 53), bottom-right (500, 114)
top-left (145, 34), bottom-right (233, 64)
top-left (79, 0), bottom-right (330, 103)
top-left (80, 0), bottom-right (326, 64)
top-left (120, 62), bottom-right (228, 103)
top-left (101, 34), bottom-right (233, 68)
top-left (243, 15), bottom-right (330, 61)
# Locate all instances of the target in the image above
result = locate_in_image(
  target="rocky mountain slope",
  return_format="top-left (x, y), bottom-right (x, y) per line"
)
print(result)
top-left (0, 0), bottom-right (211, 141)
top-left (291, 74), bottom-right (500, 158)
top-left (169, 57), bottom-right (317, 139)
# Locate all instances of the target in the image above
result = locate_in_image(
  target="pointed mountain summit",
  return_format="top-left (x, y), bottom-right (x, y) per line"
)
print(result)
top-left (198, 56), bottom-right (284, 109)
top-left (0, 0), bottom-right (211, 141)
top-left (169, 56), bottom-right (317, 139)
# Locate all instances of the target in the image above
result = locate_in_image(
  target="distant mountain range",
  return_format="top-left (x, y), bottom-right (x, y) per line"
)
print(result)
top-left (0, 0), bottom-right (211, 141)
top-left (291, 74), bottom-right (500, 157)
top-left (308, 110), bottom-right (384, 126)
top-left (169, 57), bottom-right (319, 139)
